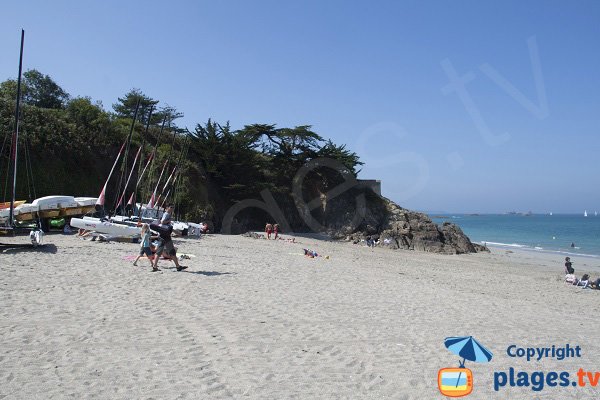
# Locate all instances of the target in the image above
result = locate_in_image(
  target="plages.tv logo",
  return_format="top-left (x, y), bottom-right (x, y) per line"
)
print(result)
top-left (438, 336), bottom-right (493, 397)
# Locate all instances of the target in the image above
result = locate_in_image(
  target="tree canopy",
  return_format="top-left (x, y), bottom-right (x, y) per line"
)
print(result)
top-left (0, 69), bottom-right (69, 109)
top-left (1, 70), bottom-right (365, 227)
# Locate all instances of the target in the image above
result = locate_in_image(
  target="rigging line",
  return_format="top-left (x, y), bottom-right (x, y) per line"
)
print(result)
top-left (173, 139), bottom-right (190, 217)
top-left (148, 159), bottom-right (167, 211)
top-left (95, 138), bottom-right (127, 210)
top-left (2, 150), bottom-right (10, 203)
top-left (151, 121), bottom-right (175, 215)
top-left (26, 132), bottom-right (36, 199)
top-left (144, 115), bottom-right (167, 204)
top-left (131, 105), bottom-right (153, 214)
top-left (161, 135), bottom-right (189, 210)
top-left (23, 130), bottom-right (32, 201)
top-left (112, 99), bottom-right (140, 215)
top-left (115, 145), bottom-right (142, 212)
top-left (1, 129), bottom-right (10, 203)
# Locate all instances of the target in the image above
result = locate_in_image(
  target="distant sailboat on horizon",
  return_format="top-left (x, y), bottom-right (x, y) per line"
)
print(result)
top-left (549, 212), bottom-right (553, 216)
top-left (595, 211), bottom-right (598, 217)
top-left (584, 210), bottom-right (588, 217)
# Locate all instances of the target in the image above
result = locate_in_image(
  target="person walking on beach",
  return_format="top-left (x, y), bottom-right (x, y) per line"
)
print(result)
top-left (151, 221), bottom-right (187, 271)
top-left (265, 222), bottom-right (273, 240)
top-left (273, 223), bottom-right (280, 240)
top-left (133, 223), bottom-right (155, 269)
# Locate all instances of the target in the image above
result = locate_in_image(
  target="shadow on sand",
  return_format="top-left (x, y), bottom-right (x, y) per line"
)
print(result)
top-left (183, 270), bottom-right (236, 276)
top-left (0, 243), bottom-right (58, 254)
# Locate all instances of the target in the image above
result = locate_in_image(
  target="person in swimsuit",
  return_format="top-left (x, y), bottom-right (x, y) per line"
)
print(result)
top-left (273, 223), bottom-right (280, 240)
top-left (265, 223), bottom-right (273, 240)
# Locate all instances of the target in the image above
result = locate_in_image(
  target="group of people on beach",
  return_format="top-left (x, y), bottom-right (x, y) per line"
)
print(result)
top-left (564, 257), bottom-right (600, 289)
top-left (133, 205), bottom-right (188, 272)
top-left (265, 223), bottom-right (280, 240)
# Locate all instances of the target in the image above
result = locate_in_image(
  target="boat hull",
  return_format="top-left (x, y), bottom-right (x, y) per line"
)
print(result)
top-left (70, 217), bottom-right (141, 237)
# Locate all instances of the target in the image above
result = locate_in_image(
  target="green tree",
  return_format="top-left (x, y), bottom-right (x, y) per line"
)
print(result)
top-left (190, 120), bottom-right (267, 200)
top-left (22, 69), bottom-right (69, 109)
top-left (66, 97), bottom-right (115, 147)
top-left (0, 79), bottom-right (23, 100)
top-left (112, 88), bottom-right (158, 120)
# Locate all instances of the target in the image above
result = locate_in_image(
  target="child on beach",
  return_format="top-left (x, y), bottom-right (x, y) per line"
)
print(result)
top-left (564, 257), bottom-right (574, 274)
top-left (274, 224), bottom-right (280, 240)
top-left (133, 223), bottom-right (154, 269)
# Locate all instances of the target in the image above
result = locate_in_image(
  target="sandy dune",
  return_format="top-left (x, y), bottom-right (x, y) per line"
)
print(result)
top-left (1, 233), bottom-right (599, 399)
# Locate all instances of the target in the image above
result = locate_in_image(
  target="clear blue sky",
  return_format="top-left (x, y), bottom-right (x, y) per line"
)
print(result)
top-left (1, 0), bottom-right (599, 213)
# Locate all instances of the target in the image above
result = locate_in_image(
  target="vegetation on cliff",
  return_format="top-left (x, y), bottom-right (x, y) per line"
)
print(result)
top-left (0, 70), bottom-right (362, 229)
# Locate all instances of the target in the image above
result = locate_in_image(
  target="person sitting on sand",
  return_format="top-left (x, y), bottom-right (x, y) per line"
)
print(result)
top-left (303, 248), bottom-right (319, 258)
top-left (564, 257), bottom-right (574, 274)
top-left (573, 274), bottom-right (590, 288)
top-left (133, 223), bottom-right (154, 268)
top-left (200, 222), bottom-right (209, 234)
top-left (273, 223), bottom-right (280, 240)
top-left (366, 236), bottom-right (376, 249)
top-left (265, 223), bottom-right (273, 240)
top-left (151, 222), bottom-right (187, 272)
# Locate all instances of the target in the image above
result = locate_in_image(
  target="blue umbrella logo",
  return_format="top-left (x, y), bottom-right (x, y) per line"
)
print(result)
top-left (444, 336), bottom-right (493, 388)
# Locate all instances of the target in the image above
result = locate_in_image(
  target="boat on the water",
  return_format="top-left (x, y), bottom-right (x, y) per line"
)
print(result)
top-left (584, 210), bottom-right (588, 217)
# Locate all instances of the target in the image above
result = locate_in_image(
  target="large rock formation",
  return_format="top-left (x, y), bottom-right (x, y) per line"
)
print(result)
top-left (326, 192), bottom-right (482, 255)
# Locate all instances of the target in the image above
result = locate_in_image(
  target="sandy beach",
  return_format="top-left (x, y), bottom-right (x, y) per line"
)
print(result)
top-left (1, 233), bottom-right (599, 399)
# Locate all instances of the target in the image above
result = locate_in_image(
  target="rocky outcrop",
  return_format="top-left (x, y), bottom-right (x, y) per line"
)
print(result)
top-left (223, 181), bottom-right (480, 254)
top-left (339, 195), bottom-right (481, 255)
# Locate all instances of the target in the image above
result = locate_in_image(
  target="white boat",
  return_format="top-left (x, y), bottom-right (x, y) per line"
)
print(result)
top-left (1, 203), bottom-right (41, 221)
top-left (14, 203), bottom-right (39, 221)
top-left (595, 211), bottom-right (598, 217)
top-left (74, 197), bottom-right (98, 214)
top-left (70, 217), bottom-right (141, 237)
top-left (32, 195), bottom-right (78, 218)
top-left (584, 210), bottom-right (588, 217)
top-left (549, 212), bottom-right (553, 216)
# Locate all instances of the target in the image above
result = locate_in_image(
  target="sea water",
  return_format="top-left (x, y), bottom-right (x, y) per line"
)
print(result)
top-left (430, 214), bottom-right (600, 258)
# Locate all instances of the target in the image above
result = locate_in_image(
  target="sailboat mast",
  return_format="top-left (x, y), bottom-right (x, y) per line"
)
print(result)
top-left (8, 29), bottom-right (25, 226)
top-left (129, 106), bottom-right (154, 213)
top-left (112, 100), bottom-right (140, 215)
